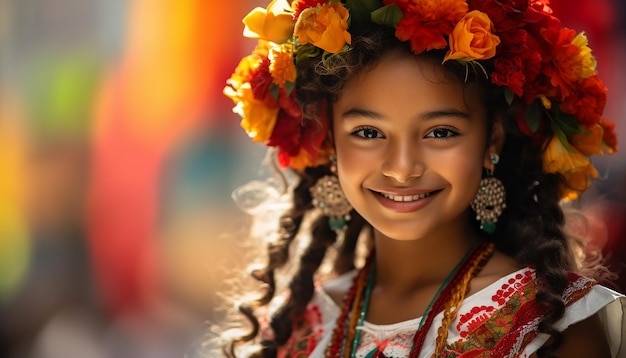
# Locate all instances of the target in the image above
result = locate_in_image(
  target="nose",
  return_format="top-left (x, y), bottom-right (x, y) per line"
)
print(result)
top-left (381, 140), bottom-right (425, 183)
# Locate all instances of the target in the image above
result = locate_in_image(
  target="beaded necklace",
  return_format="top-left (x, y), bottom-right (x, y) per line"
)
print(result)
top-left (325, 240), bottom-right (495, 358)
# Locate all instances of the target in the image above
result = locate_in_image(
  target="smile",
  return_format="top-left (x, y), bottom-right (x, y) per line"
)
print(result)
top-left (381, 192), bottom-right (431, 202)
top-left (373, 189), bottom-right (439, 213)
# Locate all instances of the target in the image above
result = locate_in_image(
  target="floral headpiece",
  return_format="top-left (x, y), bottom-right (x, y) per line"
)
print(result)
top-left (224, 0), bottom-right (617, 199)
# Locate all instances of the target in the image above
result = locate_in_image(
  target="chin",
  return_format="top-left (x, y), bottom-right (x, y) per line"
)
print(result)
top-left (371, 223), bottom-right (429, 242)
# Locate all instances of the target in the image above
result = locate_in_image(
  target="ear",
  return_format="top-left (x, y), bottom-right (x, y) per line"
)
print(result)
top-left (483, 115), bottom-right (506, 169)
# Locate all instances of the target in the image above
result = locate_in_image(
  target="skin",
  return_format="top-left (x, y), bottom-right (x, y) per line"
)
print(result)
top-left (328, 50), bottom-right (611, 357)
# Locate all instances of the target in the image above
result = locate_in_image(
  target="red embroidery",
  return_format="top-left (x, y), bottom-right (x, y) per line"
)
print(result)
top-left (278, 303), bottom-right (325, 357)
top-left (457, 305), bottom-right (497, 338)
top-left (491, 270), bottom-right (534, 306)
top-left (444, 269), bottom-right (597, 358)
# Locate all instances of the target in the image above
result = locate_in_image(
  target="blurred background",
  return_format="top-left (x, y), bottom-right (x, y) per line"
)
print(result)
top-left (0, 1), bottom-right (625, 357)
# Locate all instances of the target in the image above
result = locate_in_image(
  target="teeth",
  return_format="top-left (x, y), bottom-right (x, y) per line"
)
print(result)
top-left (382, 192), bottom-right (431, 202)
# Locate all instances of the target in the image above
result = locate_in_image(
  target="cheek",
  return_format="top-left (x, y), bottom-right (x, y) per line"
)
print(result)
top-left (431, 144), bottom-right (485, 192)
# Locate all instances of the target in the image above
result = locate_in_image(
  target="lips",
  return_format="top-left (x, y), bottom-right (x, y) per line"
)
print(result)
top-left (372, 189), bottom-right (439, 213)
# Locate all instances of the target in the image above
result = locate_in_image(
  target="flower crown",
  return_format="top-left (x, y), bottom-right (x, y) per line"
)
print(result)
top-left (224, 0), bottom-right (618, 199)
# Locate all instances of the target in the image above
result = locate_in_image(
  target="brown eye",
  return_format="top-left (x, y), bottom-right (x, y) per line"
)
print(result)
top-left (352, 127), bottom-right (384, 139)
top-left (426, 128), bottom-right (458, 139)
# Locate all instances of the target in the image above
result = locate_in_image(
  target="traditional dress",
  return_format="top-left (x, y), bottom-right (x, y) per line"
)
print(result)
top-left (276, 267), bottom-right (625, 357)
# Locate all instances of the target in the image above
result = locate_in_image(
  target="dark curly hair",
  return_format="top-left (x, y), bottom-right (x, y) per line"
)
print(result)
top-left (224, 26), bottom-right (576, 358)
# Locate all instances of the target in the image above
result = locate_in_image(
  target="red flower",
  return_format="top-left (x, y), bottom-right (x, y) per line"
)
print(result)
top-left (269, 100), bottom-right (329, 169)
top-left (291, 0), bottom-right (326, 20)
top-left (491, 31), bottom-right (542, 99)
top-left (492, 56), bottom-right (525, 96)
top-left (250, 57), bottom-right (273, 100)
top-left (278, 88), bottom-right (302, 118)
top-left (523, 0), bottom-right (555, 24)
top-left (269, 108), bottom-right (302, 157)
top-left (469, 0), bottom-right (518, 32)
top-left (542, 27), bottom-right (597, 100)
top-left (559, 75), bottom-right (607, 127)
top-left (387, 0), bottom-right (468, 54)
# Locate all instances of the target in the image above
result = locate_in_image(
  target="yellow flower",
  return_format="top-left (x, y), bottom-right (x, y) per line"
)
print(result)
top-left (269, 45), bottom-right (296, 86)
top-left (294, 3), bottom-right (351, 53)
top-left (542, 135), bottom-right (589, 174)
top-left (224, 43), bottom-right (279, 143)
top-left (542, 135), bottom-right (600, 200)
top-left (227, 84), bottom-right (279, 143)
top-left (572, 32), bottom-right (597, 80)
top-left (443, 10), bottom-right (500, 62)
top-left (243, 0), bottom-right (295, 43)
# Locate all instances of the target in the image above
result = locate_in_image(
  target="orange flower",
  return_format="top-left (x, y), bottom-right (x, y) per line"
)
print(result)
top-left (560, 162), bottom-right (599, 201)
top-left (390, 0), bottom-right (468, 54)
top-left (283, 148), bottom-right (315, 170)
top-left (269, 45), bottom-right (296, 86)
top-left (542, 136), bottom-right (599, 200)
top-left (570, 124), bottom-right (603, 157)
top-left (443, 10), bottom-right (500, 62)
top-left (294, 3), bottom-right (351, 53)
top-left (243, 0), bottom-right (295, 43)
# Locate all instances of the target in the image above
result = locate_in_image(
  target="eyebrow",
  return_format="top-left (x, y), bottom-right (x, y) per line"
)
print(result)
top-left (341, 108), bottom-right (384, 120)
top-left (340, 107), bottom-right (471, 121)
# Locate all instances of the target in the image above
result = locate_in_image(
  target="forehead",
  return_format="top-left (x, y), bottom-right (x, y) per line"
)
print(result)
top-left (335, 52), bottom-right (486, 115)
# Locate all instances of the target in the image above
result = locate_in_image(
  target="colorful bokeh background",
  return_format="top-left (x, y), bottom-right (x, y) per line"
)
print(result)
top-left (1, 1), bottom-right (625, 357)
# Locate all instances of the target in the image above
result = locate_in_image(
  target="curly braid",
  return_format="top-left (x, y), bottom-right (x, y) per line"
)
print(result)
top-left (223, 170), bottom-right (313, 357)
top-left (228, 26), bottom-right (579, 358)
top-left (492, 131), bottom-right (572, 357)
top-left (226, 164), bottom-right (366, 357)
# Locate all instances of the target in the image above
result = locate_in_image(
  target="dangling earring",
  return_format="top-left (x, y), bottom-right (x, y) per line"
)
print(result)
top-left (471, 153), bottom-right (506, 234)
top-left (310, 157), bottom-right (352, 233)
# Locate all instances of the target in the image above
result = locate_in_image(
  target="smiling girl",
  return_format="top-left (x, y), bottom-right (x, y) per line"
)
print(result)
top-left (222, 0), bottom-right (624, 357)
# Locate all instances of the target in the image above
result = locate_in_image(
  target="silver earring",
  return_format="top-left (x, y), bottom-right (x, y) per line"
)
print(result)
top-left (471, 153), bottom-right (506, 234)
top-left (310, 158), bottom-right (352, 233)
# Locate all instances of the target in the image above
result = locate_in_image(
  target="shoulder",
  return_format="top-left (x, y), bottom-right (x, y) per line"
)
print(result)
top-left (551, 282), bottom-right (625, 358)
top-left (523, 272), bottom-right (625, 357)
top-left (528, 283), bottom-right (625, 357)
top-left (442, 266), bottom-right (624, 357)
top-left (536, 313), bottom-right (611, 358)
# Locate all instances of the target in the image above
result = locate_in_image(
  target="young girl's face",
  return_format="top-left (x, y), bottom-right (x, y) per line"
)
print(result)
top-left (332, 52), bottom-right (500, 241)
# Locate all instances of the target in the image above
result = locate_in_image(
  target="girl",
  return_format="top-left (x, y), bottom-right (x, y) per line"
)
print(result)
top-left (223, 0), bottom-right (625, 357)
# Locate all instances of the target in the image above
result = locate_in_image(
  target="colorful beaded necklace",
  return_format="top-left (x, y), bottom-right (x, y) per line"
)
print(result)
top-left (325, 239), bottom-right (495, 358)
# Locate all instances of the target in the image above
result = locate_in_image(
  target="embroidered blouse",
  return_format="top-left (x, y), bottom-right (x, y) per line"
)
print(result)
top-left (275, 267), bottom-right (625, 357)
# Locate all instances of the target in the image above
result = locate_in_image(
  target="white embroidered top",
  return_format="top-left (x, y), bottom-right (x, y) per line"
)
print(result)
top-left (274, 267), bottom-right (625, 358)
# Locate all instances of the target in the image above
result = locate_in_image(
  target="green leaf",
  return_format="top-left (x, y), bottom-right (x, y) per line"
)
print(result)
top-left (524, 101), bottom-right (542, 133)
top-left (285, 81), bottom-right (295, 96)
top-left (345, 0), bottom-right (383, 28)
top-left (371, 3), bottom-right (403, 28)
top-left (295, 44), bottom-right (321, 64)
top-left (552, 110), bottom-right (581, 136)
top-left (504, 88), bottom-right (515, 106)
top-left (269, 84), bottom-right (280, 100)
top-left (551, 122), bottom-right (576, 153)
